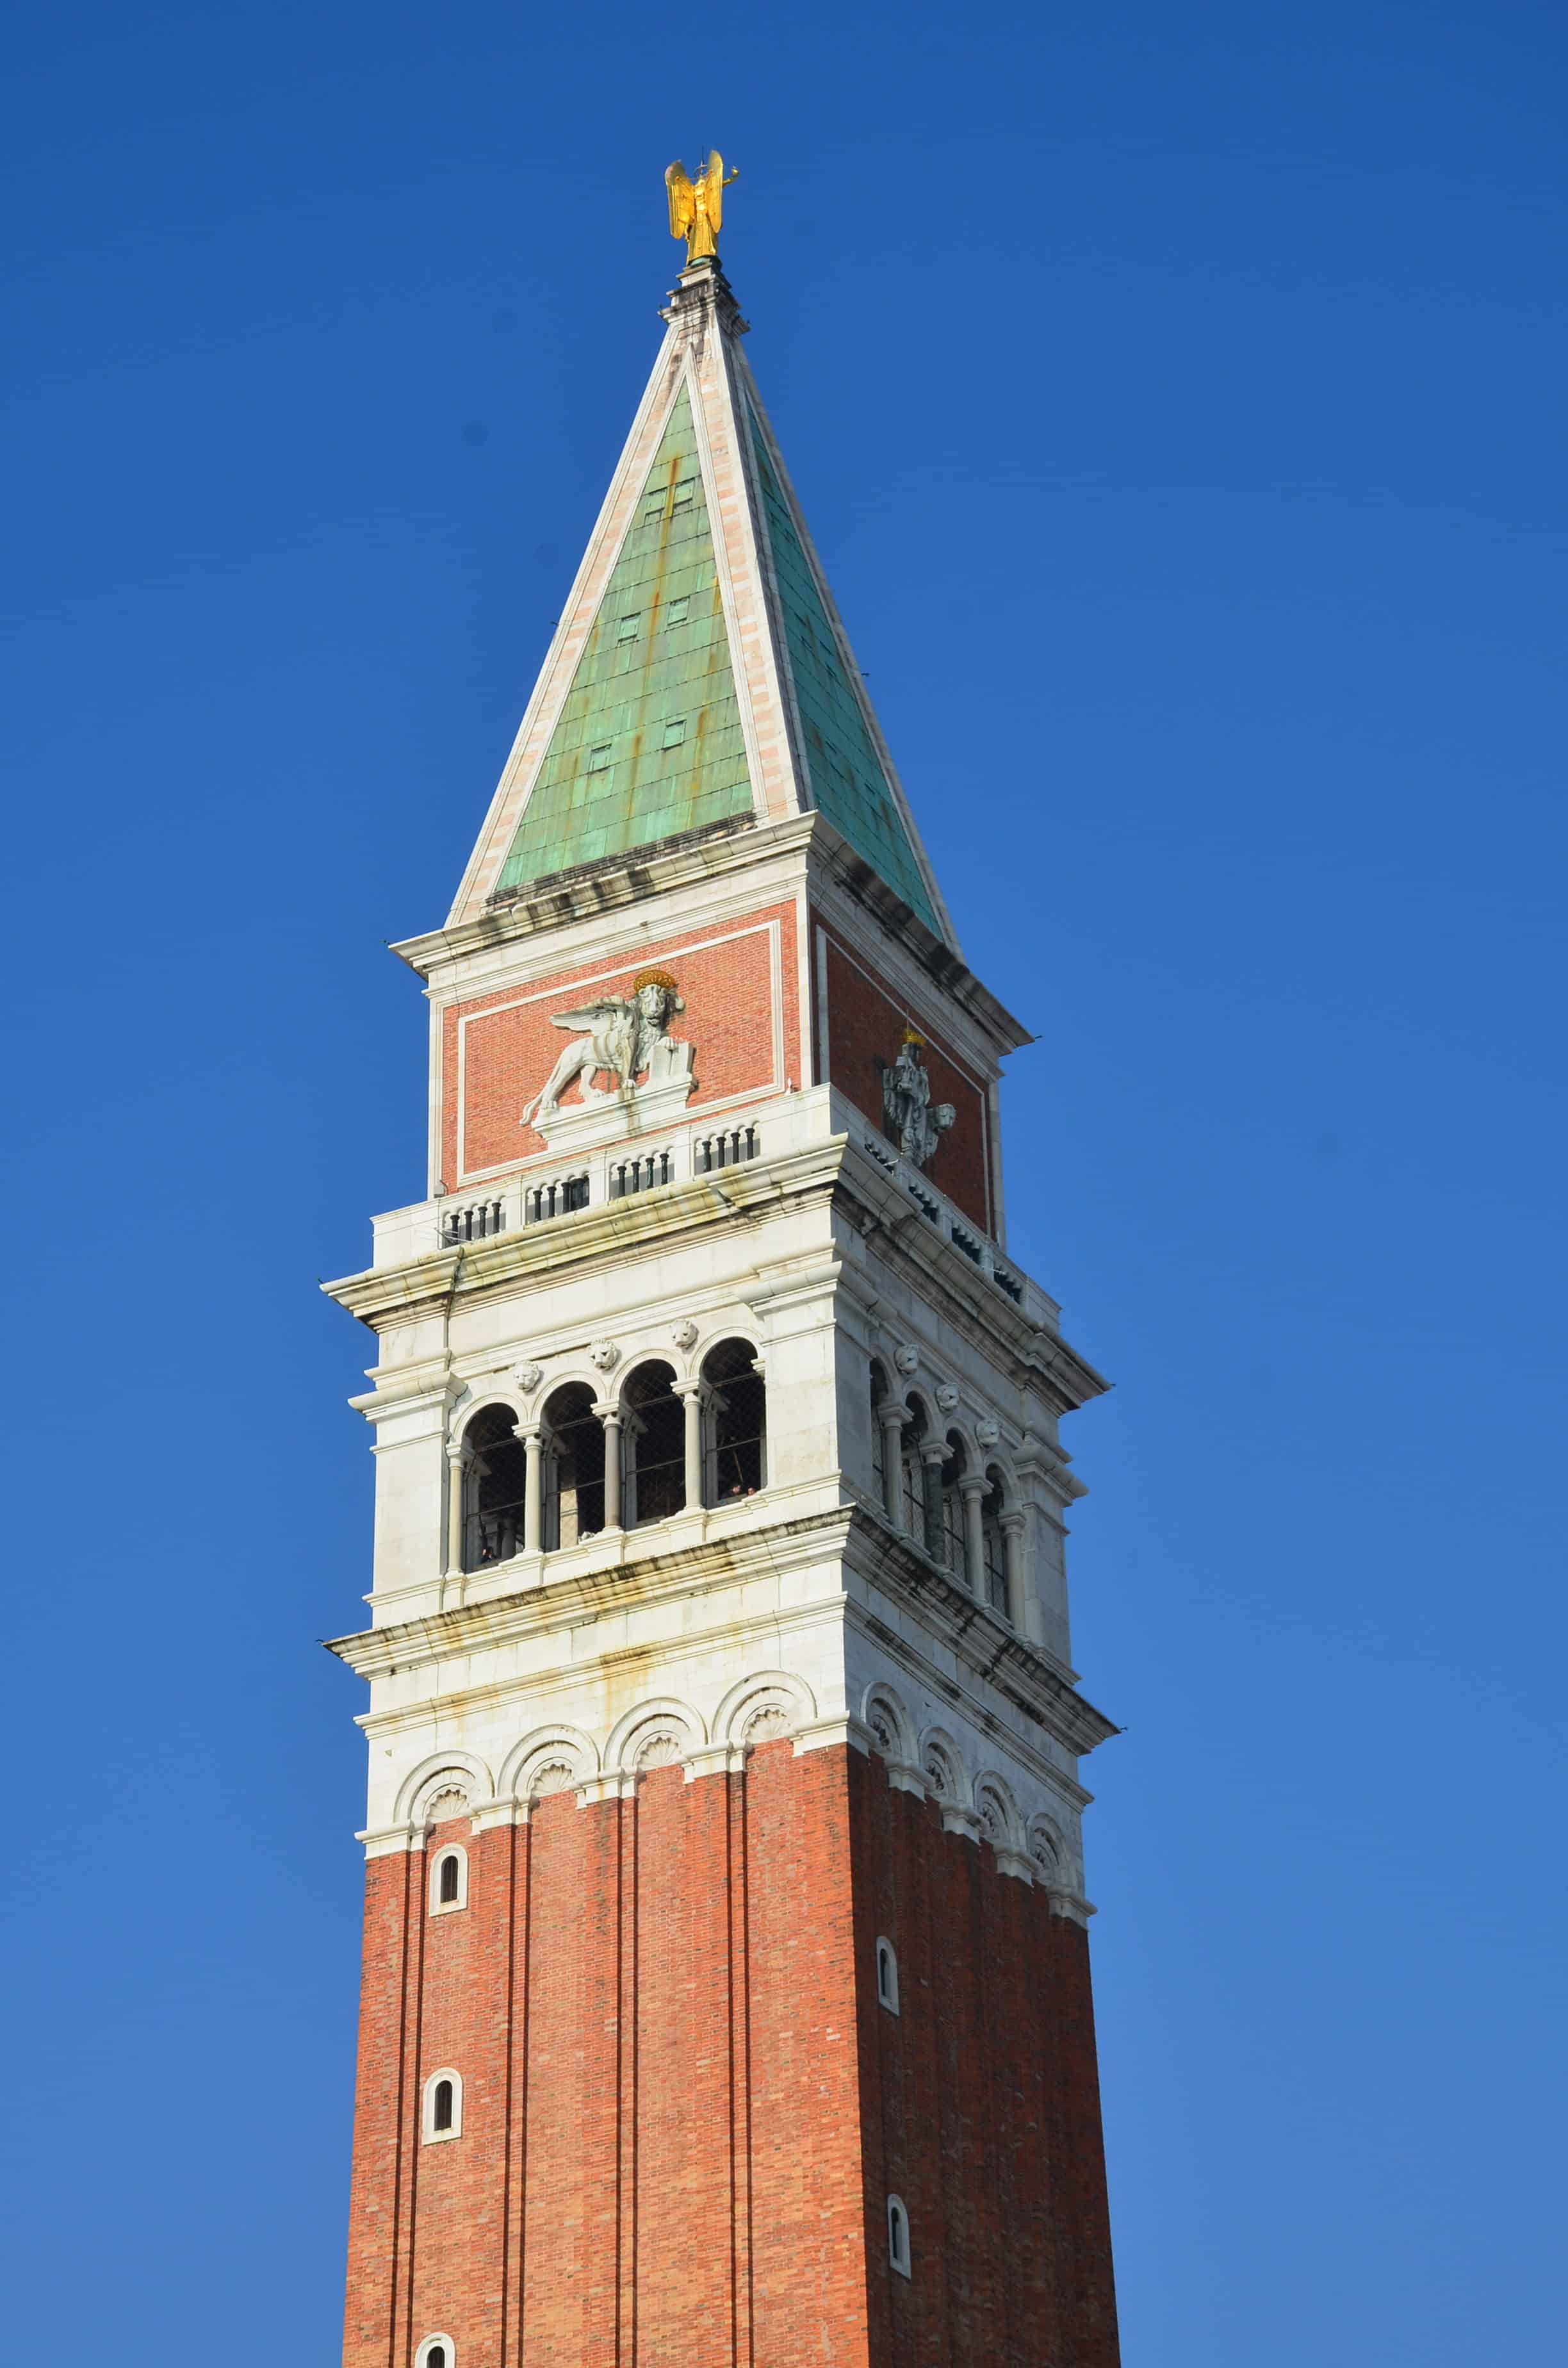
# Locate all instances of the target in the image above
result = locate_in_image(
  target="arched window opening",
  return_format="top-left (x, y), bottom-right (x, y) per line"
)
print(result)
top-left (428, 2351), bottom-right (446, 2368)
top-left (462, 1405), bottom-right (527, 1571)
top-left (939, 1433), bottom-right (968, 1586)
top-left (423, 2069), bottom-right (462, 2142)
top-left (887, 2194), bottom-right (912, 2278)
top-left (702, 1338), bottom-right (766, 1503)
top-left (876, 1937), bottom-right (900, 2014)
top-left (540, 1383), bottom-right (605, 1550)
top-left (416, 2339), bottom-right (454, 2368)
top-left (981, 1466), bottom-right (1009, 1618)
top-left (428, 1835), bottom-right (468, 1914)
top-left (623, 1361), bottom-right (685, 1527)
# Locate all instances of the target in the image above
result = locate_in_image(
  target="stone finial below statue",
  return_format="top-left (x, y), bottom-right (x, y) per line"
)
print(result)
top-left (519, 969), bottom-right (696, 1150)
top-left (883, 1031), bottom-right (955, 1170)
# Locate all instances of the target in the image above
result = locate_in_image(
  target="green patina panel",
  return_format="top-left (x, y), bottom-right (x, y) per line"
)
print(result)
top-left (494, 390), bottom-right (755, 894)
top-left (747, 402), bottom-right (940, 935)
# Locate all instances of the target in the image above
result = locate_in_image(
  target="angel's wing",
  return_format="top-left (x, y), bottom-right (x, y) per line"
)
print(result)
top-left (702, 151), bottom-right (726, 235)
top-left (551, 997), bottom-right (628, 1032)
top-left (666, 161), bottom-right (695, 239)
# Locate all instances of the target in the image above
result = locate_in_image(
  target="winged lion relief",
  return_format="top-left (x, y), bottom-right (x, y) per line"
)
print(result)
top-left (519, 968), bottom-right (694, 1132)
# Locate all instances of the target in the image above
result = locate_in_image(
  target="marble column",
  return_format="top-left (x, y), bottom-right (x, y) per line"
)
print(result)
top-left (595, 1404), bottom-right (623, 1533)
top-left (960, 1474), bottom-right (988, 1597)
top-left (675, 1383), bottom-right (705, 1511)
top-left (879, 1404), bottom-right (907, 1527)
top-left (919, 1442), bottom-right (947, 1561)
top-left (445, 1441), bottom-right (466, 1577)
top-left (519, 1427), bottom-right (543, 1554)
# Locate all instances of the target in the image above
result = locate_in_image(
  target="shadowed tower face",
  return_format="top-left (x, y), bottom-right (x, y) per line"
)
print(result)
top-left (326, 232), bottom-right (1122, 2368)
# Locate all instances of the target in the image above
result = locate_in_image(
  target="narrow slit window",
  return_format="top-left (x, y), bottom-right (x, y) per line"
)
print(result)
top-left (438, 1853), bottom-right (459, 1905)
top-left (664, 595), bottom-right (690, 628)
top-left (888, 2194), bottom-right (911, 2278)
top-left (662, 717), bottom-right (687, 749)
top-left (616, 613), bottom-right (640, 642)
top-left (432, 2080), bottom-right (453, 2132)
top-left (587, 743), bottom-right (612, 772)
top-left (670, 475), bottom-right (696, 513)
top-left (876, 1938), bottom-right (899, 2014)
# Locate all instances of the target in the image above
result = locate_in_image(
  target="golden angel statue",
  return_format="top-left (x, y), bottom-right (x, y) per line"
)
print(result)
top-left (666, 152), bottom-right (738, 265)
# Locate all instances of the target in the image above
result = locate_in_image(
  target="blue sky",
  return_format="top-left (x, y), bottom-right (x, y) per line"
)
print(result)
top-left (3, 4), bottom-right (1564, 2360)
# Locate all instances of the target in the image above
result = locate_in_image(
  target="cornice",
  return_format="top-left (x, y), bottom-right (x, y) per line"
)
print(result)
top-left (839, 1509), bottom-right (1116, 1763)
top-left (393, 813), bottom-right (815, 985)
top-left (322, 1127), bottom-right (1108, 1421)
top-left (327, 1504), bottom-right (860, 1683)
top-left (322, 1133), bottom-right (844, 1331)
top-left (831, 1143), bottom-right (1110, 1415)
top-left (804, 819), bottom-right (1031, 1055)
top-left (324, 1501), bottom-right (1116, 1769)
top-left (390, 808), bottom-right (1026, 1069)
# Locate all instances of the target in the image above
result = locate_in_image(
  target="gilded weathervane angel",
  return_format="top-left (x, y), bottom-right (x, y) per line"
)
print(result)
top-left (666, 152), bottom-right (738, 265)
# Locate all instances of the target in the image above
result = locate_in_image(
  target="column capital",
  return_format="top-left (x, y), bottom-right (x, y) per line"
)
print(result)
top-left (957, 1472), bottom-right (988, 1501)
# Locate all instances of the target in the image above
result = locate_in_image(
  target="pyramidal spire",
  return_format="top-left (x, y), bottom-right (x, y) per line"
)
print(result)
top-left (449, 254), bottom-right (956, 948)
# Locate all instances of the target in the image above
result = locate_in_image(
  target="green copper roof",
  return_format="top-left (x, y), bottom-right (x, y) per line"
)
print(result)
top-left (747, 402), bottom-right (940, 935)
top-left (494, 390), bottom-right (755, 894)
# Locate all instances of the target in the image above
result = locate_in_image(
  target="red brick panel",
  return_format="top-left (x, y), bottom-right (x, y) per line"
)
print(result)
top-left (443, 902), bottom-right (801, 1184)
top-left (744, 1740), bottom-right (873, 2368)
top-left (343, 1854), bottom-right (414, 2368)
top-left (408, 1825), bottom-right (510, 2364)
top-left (633, 1764), bottom-right (737, 2366)
top-left (815, 923), bottom-right (993, 1233)
top-left (519, 1790), bottom-right (621, 2368)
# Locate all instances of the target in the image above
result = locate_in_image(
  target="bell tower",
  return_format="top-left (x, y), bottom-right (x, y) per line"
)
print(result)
top-left (326, 234), bottom-right (1121, 2368)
